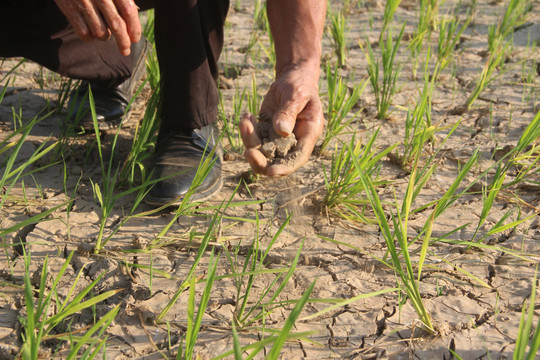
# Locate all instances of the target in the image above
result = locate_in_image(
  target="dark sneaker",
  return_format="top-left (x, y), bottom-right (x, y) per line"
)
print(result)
top-left (144, 125), bottom-right (223, 207)
top-left (66, 38), bottom-right (149, 130)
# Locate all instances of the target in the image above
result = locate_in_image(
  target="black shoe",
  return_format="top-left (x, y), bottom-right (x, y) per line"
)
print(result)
top-left (66, 38), bottom-right (149, 130)
top-left (144, 125), bottom-right (223, 207)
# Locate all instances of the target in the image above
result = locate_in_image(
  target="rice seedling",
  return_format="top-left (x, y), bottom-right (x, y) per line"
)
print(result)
top-left (497, 109), bottom-right (540, 189)
top-left (214, 331), bottom-right (316, 360)
top-left (0, 117), bottom-right (67, 242)
top-left (322, 131), bottom-right (397, 224)
top-left (119, 81), bottom-right (160, 185)
top-left (55, 78), bottom-right (81, 114)
top-left (86, 89), bottom-right (164, 253)
top-left (226, 215), bottom-right (304, 328)
top-left (355, 156), bottom-right (435, 334)
top-left (243, 0), bottom-right (265, 60)
top-left (380, 0), bottom-right (402, 41)
top-left (435, 14), bottom-right (470, 79)
top-left (465, 0), bottom-right (531, 109)
top-left (521, 58), bottom-right (537, 103)
top-left (181, 250), bottom-right (220, 360)
top-left (513, 267), bottom-right (540, 360)
top-left (219, 86), bottom-right (246, 153)
top-left (0, 58), bottom-right (26, 84)
top-left (397, 57), bottom-right (441, 168)
top-left (61, 157), bottom-right (82, 241)
top-left (0, 113), bottom-right (58, 210)
top-left (409, 0), bottom-right (439, 56)
top-left (119, 17), bottom-right (161, 185)
top-left (409, 111), bottom-right (539, 253)
top-left (362, 24), bottom-right (405, 119)
top-left (467, 127), bottom-right (537, 246)
top-left (328, 10), bottom-right (348, 68)
top-left (156, 195), bottom-right (232, 320)
top-left (470, 164), bottom-right (507, 243)
top-left (299, 287), bottom-right (398, 322)
top-left (213, 280), bottom-right (316, 360)
top-left (352, 128), bottom-right (492, 333)
top-left (320, 63), bottom-right (367, 152)
top-left (254, 3), bottom-right (275, 69)
top-left (465, 41), bottom-right (510, 109)
top-left (18, 250), bottom-right (120, 359)
top-left (342, 0), bottom-right (353, 13)
top-left (487, 0), bottom-right (531, 53)
top-left (247, 73), bottom-right (260, 118)
top-left (416, 149), bottom-right (480, 235)
top-left (264, 280), bottom-right (315, 359)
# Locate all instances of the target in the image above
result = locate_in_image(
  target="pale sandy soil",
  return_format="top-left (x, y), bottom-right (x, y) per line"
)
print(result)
top-left (1, 0), bottom-right (539, 359)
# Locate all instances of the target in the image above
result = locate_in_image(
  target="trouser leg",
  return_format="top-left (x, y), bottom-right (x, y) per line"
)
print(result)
top-left (0, 0), bottom-right (229, 132)
top-left (0, 0), bottom-right (150, 88)
top-left (154, 0), bottom-right (230, 133)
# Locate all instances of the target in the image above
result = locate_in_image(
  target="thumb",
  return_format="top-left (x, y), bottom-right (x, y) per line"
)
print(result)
top-left (272, 98), bottom-right (308, 137)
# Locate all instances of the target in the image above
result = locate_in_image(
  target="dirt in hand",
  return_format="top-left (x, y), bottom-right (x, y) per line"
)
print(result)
top-left (257, 120), bottom-right (297, 164)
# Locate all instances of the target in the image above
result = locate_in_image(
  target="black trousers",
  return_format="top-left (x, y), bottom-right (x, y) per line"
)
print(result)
top-left (0, 0), bottom-right (229, 131)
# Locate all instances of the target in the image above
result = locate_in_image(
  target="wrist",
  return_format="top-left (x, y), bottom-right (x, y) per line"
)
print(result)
top-left (275, 59), bottom-right (321, 82)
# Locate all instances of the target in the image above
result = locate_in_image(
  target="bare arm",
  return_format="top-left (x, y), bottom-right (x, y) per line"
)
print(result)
top-left (269, 0), bottom-right (325, 79)
top-left (241, 0), bottom-right (327, 176)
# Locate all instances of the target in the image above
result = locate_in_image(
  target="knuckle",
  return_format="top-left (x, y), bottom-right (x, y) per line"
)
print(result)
top-left (122, 3), bottom-right (137, 16)
top-left (92, 26), bottom-right (107, 38)
top-left (108, 16), bottom-right (124, 32)
top-left (277, 107), bottom-right (297, 120)
top-left (78, 27), bottom-right (90, 38)
top-left (77, 29), bottom-right (91, 41)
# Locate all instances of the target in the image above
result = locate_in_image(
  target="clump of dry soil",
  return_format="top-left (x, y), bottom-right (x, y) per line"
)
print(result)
top-left (256, 120), bottom-right (297, 164)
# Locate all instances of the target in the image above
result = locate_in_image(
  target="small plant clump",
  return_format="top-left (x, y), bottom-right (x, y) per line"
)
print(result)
top-left (363, 24), bottom-right (405, 119)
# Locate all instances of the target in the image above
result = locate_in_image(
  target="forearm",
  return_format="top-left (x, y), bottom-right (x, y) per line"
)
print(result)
top-left (267, 0), bottom-right (326, 78)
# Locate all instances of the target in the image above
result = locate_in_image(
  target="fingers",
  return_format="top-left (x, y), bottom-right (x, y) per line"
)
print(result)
top-left (95, 0), bottom-right (141, 55)
top-left (245, 148), bottom-right (270, 175)
top-left (115, 0), bottom-right (141, 42)
top-left (266, 146), bottom-right (309, 177)
top-left (272, 99), bottom-right (305, 137)
top-left (240, 73), bottom-right (324, 177)
top-left (240, 114), bottom-right (270, 174)
top-left (239, 114), bottom-right (261, 149)
top-left (240, 111), bottom-right (319, 177)
top-left (55, 0), bottom-right (101, 41)
top-left (54, 0), bottom-right (140, 56)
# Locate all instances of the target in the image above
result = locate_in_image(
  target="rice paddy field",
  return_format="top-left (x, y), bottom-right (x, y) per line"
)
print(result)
top-left (1, 0), bottom-right (539, 358)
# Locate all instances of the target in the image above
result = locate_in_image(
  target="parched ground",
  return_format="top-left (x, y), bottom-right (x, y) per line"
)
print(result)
top-left (1, 0), bottom-right (539, 359)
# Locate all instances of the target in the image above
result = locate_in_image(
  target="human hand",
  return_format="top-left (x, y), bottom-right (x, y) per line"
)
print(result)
top-left (54, 0), bottom-right (141, 56)
top-left (239, 67), bottom-right (324, 176)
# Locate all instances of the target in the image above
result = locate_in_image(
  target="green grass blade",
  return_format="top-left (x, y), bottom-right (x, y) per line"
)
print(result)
top-left (485, 213), bottom-right (537, 237)
top-left (184, 274), bottom-right (196, 359)
top-left (186, 250), bottom-right (220, 359)
top-left (45, 288), bottom-right (122, 327)
top-left (300, 287), bottom-right (398, 321)
top-left (526, 317), bottom-right (540, 360)
top-left (65, 305), bottom-right (119, 360)
top-left (417, 211), bottom-right (435, 281)
top-left (266, 281), bottom-right (316, 359)
top-left (514, 266), bottom-right (538, 359)
top-left (231, 321), bottom-right (243, 360)
top-left (212, 332), bottom-right (315, 360)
